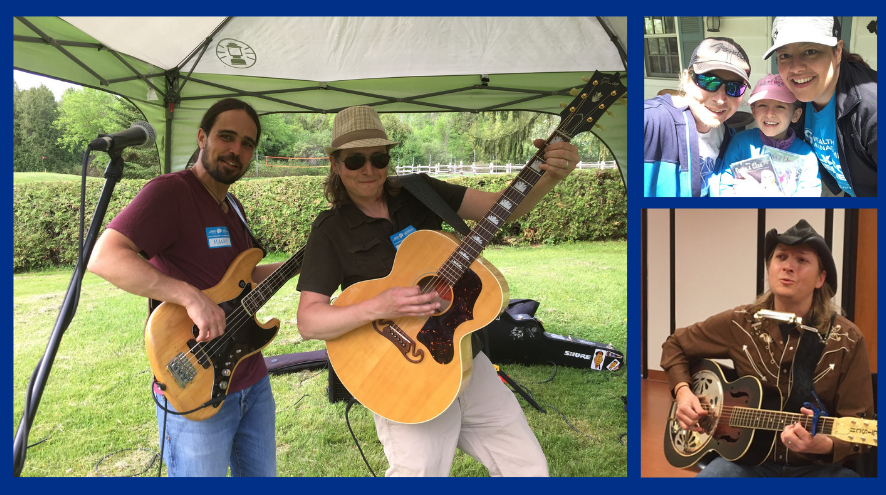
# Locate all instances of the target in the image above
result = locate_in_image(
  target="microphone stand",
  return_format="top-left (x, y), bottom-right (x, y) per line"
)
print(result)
top-left (13, 148), bottom-right (127, 477)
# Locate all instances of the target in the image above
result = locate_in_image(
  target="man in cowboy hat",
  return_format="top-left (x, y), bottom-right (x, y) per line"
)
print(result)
top-left (295, 105), bottom-right (580, 476)
top-left (661, 219), bottom-right (874, 477)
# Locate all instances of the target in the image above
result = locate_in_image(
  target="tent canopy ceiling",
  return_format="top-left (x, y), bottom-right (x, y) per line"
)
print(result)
top-left (14, 16), bottom-right (627, 174)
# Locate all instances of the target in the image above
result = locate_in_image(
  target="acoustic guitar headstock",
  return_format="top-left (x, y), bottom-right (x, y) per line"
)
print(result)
top-left (556, 71), bottom-right (626, 138)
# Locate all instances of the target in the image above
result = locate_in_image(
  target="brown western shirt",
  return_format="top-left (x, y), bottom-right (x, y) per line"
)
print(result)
top-left (661, 305), bottom-right (874, 466)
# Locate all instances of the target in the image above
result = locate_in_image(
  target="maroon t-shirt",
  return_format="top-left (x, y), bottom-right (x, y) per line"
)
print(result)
top-left (108, 169), bottom-right (267, 393)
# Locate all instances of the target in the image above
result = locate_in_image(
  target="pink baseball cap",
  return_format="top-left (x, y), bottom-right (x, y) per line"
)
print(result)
top-left (748, 74), bottom-right (798, 104)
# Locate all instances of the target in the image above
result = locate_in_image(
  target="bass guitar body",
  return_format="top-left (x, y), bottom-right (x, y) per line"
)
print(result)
top-left (145, 248), bottom-right (280, 421)
top-left (326, 230), bottom-right (509, 424)
top-left (664, 359), bottom-right (781, 468)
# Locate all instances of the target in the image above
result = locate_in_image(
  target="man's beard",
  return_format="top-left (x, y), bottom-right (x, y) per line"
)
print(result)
top-left (202, 142), bottom-right (247, 185)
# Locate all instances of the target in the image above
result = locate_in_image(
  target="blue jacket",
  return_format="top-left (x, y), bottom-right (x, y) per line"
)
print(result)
top-left (715, 128), bottom-right (821, 197)
top-left (644, 94), bottom-right (735, 197)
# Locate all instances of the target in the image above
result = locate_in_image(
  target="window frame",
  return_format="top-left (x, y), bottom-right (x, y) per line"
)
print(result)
top-left (644, 17), bottom-right (682, 79)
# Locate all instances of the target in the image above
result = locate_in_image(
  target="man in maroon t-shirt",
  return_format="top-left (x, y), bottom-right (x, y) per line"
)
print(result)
top-left (88, 99), bottom-right (281, 477)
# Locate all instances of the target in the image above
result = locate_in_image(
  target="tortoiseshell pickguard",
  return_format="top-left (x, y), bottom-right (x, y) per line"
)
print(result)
top-left (416, 268), bottom-right (482, 364)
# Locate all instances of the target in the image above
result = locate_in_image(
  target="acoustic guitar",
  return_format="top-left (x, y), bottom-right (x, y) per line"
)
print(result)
top-left (326, 71), bottom-right (627, 424)
top-left (145, 246), bottom-right (304, 420)
top-left (664, 359), bottom-right (878, 468)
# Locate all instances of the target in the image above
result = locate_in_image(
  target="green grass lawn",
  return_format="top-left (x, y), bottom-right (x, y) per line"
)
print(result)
top-left (13, 241), bottom-right (627, 477)
top-left (13, 172), bottom-right (81, 184)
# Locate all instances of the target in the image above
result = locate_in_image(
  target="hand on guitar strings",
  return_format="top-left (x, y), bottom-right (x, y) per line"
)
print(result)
top-left (780, 407), bottom-right (834, 455)
top-left (674, 384), bottom-right (708, 433)
top-left (186, 289), bottom-right (228, 342)
top-left (369, 285), bottom-right (442, 319)
top-left (534, 139), bottom-right (580, 180)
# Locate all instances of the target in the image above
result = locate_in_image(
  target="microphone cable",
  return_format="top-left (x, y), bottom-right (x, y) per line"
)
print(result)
top-left (344, 397), bottom-right (377, 477)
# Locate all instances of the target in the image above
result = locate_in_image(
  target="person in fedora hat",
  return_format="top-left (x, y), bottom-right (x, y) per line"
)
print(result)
top-left (660, 219), bottom-right (873, 477)
top-left (295, 105), bottom-right (579, 476)
top-left (767, 17), bottom-right (877, 197)
top-left (644, 37), bottom-right (752, 197)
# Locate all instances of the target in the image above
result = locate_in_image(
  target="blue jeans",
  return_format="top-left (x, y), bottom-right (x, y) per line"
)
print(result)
top-left (697, 457), bottom-right (860, 477)
top-left (154, 374), bottom-right (276, 477)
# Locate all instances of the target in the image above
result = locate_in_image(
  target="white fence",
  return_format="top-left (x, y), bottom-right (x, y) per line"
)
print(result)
top-left (394, 161), bottom-right (617, 178)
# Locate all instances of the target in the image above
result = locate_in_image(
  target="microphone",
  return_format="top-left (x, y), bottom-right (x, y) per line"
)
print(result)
top-left (89, 121), bottom-right (156, 152)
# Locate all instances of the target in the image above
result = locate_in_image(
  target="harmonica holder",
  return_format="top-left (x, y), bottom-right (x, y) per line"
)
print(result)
top-left (753, 310), bottom-right (827, 342)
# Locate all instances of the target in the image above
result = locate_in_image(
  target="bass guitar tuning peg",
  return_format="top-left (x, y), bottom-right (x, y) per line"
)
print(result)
top-left (581, 76), bottom-right (590, 82)
top-left (559, 102), bottom-right (567, 109)
top-left (569, 88), bottom-right (580, 96)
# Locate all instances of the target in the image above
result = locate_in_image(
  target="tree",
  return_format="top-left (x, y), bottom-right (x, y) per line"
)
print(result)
top-left (14, 85), bottom-right (75, 172)
top-left (13, 82), bottom-right (25, 168)
top-left (468, 111), bottom-right (540, 163)
top-left (54, 87), bottom-right (160, 177)
top-left (256, 113), bottom-right (296, 159)
top-left (379, 114), bottom-right (414, 166)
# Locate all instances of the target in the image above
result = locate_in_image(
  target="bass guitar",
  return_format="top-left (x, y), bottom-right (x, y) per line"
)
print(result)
top-left (326, 71), bottom-right (627, 424)
top-left (664, 359), bottom-right (878, 468)
top-left (146, 246), bottom-right (304, 420)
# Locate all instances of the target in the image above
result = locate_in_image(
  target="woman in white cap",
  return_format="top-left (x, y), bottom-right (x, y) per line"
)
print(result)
top-left (295, 105), bottom-right (580, 477)
top-left (644, 37), bottom-right (751, 197)
top-left (765, 17), bottom-right (877, 197)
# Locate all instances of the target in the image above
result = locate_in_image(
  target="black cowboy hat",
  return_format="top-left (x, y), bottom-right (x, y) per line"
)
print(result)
top-left (764, 219), bottom-right (837, 292)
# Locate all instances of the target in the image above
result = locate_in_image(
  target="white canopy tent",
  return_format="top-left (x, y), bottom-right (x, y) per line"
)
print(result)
top-left (14, 17), bottom-right (627, 178)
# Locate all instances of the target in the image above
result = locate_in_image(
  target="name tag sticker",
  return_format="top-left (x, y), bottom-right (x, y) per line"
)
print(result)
top-left (206, 227), bottom-right (232, 249)
top-left (390, 225), bottom-right (417, 250)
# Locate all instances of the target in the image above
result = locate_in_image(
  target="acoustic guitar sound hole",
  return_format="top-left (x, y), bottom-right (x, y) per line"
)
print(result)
top-left (416, 275), bottom-right (452, 315)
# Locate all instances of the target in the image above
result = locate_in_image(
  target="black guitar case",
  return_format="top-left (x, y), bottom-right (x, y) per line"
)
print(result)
top-left (478, 299), bottom-right (625, 371)
top-left (264, 349), bottom-right (328, 375)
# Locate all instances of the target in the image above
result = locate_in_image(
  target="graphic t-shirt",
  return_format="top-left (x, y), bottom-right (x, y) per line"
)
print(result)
top-left (805, 94), bottom-right (853, 196)
top-left (697, 125), bottom-right (724, 196)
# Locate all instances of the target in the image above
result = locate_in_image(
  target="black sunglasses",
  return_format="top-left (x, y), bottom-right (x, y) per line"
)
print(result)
top-left (340, 153), bottom-right (391, 171)
top-left (691, 72), bottom-right (748, 98)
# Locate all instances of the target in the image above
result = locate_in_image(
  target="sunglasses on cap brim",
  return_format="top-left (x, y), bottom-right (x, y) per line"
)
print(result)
top-left (691, 72), bottom-right (748, 98)
top-left (339, 152), bottom-right (391, 171)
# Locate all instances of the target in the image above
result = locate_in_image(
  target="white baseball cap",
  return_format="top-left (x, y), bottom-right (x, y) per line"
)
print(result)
top-left (763, 17), bottom-right (841, 60)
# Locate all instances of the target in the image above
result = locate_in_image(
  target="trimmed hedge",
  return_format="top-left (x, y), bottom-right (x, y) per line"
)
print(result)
top-left (13, 169), bottom-right (625, 272)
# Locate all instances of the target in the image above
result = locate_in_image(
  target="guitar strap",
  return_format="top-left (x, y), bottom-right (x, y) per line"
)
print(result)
top-left (782, 314), bottom-right (834, 413)
top-left (397, 174), bottom-right (472, 236)
top-left (226, 192), bottom-right (267, 256)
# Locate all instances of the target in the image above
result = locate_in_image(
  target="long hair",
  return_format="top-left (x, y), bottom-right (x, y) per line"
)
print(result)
top-left (322, 149), bottom-right (401, 208)
top-left (746, 249), bottom-right (842, 333)
top-left (839, 48), bottom-right (871, 69)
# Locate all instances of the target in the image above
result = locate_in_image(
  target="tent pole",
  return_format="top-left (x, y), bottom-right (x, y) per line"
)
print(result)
top-left (164, 110), bottom-right (173, 174)
top-left (163, 70), bottom-right (181, 174)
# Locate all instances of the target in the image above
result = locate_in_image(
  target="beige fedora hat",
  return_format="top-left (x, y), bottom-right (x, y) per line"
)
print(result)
top-left (324, 105), bottom-right (400, 155)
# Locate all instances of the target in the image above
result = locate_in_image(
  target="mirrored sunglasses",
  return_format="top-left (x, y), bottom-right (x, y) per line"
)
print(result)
top-left (341, 152), bottom-right (391, 171)
top-left (692, 72), bottom-right (748, 98)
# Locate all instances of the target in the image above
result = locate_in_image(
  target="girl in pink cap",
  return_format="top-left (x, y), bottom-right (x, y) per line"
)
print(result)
top-left (717, 74), bottom-right (821, 197)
